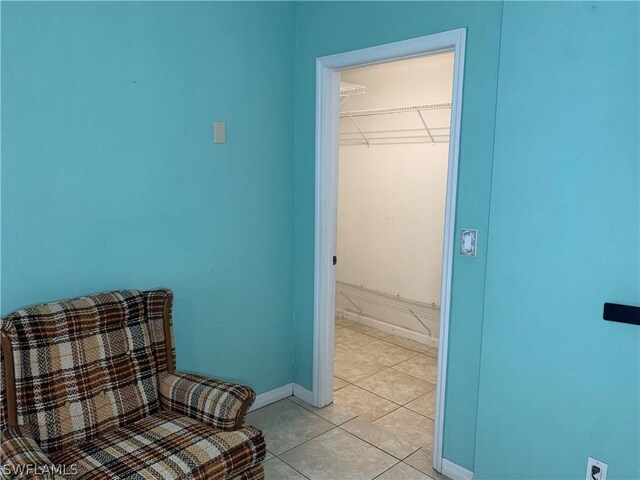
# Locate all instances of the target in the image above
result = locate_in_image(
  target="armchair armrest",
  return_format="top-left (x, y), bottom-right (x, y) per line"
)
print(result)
top-left (159, 372), bottom-right (256, 431)
top-left (1, 427), bottom-right (64, 479)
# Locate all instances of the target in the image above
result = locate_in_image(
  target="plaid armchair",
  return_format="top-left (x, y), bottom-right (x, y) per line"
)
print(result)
top-left (0, 289), bottom-right (266, 480)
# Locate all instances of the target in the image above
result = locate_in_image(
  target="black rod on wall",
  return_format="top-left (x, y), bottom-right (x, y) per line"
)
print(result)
top-left (603, 303), bottom-right (640, 326)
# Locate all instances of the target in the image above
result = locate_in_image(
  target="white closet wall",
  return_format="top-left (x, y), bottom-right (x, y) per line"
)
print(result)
top-left (336, 53), bottom-right (454, 340)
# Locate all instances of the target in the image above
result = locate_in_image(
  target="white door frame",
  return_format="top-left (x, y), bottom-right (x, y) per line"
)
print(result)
top-left (312, 29), bottom-right (466, 473)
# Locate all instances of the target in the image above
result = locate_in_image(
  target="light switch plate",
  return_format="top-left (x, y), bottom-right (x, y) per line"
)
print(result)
top-left (460, 229), bottom-right (477, 257)
top-left (213, 121), bottom-right (226, 144)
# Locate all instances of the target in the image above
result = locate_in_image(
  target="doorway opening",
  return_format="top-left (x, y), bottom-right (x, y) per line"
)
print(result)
top-left (313, 30), bottom-right (466, 474)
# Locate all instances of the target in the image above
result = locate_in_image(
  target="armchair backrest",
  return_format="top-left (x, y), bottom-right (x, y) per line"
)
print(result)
top-left (0, 288), bottom-right (175, 455)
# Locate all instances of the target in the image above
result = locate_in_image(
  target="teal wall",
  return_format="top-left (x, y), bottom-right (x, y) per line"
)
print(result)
top-left (474, 2), bottom-right (640, 479)
top-left (293, 2), bottom-right (504, 470)
top-left (0, 2), bottom-right (297, 395)
top-left (293, 1), bottom-right (639, 477)
top-left (2, 2), bottom-right (639, 478)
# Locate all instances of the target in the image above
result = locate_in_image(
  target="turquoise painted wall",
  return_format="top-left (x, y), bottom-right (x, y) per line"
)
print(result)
top-left (293, 1), bottom-right (639, 476)
top-left (293, 2), bottom-right (504, 470)
top-left (474, 2), bottom-right (640, 479)
top-left (2, 2), bottom-right (639, 478)
top-left (1, 2), bottom-right (297, 395)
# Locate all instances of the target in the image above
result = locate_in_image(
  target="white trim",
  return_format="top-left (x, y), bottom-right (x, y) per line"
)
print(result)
top-left (336, 309), bottom-right (437, 348)
top-left (248, 383), bottom-right (293, 412)
top-left (434, 28), bottom-right (466, 475)
top-left (313, 29), bottom-right (467, 474)
top-left (292, 384), bottom-right (314, 405)
top-left (442, 458), bottom-right (474, 480)
top-left (312, 57), bottom-right (341, 409)
top-left (248, 383), bottom-right (315, 413)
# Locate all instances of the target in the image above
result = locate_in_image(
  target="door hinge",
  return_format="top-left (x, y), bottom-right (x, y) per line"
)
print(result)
top-left (332, 255), bottom-right (337, 266)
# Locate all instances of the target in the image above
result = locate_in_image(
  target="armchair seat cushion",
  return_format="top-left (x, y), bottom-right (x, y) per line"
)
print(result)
top-left (51, 410), bottom-right (266, 480)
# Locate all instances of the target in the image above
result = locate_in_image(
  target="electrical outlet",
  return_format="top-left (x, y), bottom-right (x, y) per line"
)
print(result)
top-left (586, 457), bottom-right (607, 480)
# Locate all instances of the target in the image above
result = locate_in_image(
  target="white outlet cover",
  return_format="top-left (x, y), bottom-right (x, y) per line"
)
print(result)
top-left (586, 457), bottom-right (608, 480)
top-left (460, 229), bottom-right (477, 257)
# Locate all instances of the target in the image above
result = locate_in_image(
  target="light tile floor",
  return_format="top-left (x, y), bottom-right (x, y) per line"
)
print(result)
top-left (247, 319), bottom-right (448, 480)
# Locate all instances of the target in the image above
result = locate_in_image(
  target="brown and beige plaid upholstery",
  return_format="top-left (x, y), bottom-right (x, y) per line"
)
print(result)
top-left (143, 289), bottom-right (176, 375)
top-left (2, 290), bottom-right (162, 454)
top-left (0, 427), bottom-right (65, 480)
top-left (0, 350), bottom-right (8, 433)
top-left (51, 410), bottom-right (265, 480)
top-left (159, 373), bottom-right (255, 431)
top-left (228, 464), bottom-right (265, 480)
top-left (1, 288), bottom-right (264, 480)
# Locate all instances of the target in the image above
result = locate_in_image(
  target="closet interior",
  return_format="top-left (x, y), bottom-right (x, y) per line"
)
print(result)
top-left (330, 54), bottom-right (455, 470)
top-left (335, 52), bottom-right (454, 346)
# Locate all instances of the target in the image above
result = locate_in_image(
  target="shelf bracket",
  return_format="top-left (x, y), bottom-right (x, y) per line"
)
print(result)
top-left (347, 113), bottom-right (370, 148)
top-left (417, 110), bottom-right (436, 146)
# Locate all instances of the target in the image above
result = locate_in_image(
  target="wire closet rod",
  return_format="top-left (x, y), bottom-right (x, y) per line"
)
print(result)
top-left (339, 102), bottom-right (451, 118)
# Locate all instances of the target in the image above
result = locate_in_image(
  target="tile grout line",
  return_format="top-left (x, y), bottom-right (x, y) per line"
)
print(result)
top-left (273, 424), bottom-right (341, 457)
top-left (334, 372), bottom-right (437, 419)
top-left (341, 329), bottom-right (431, 355)
top-left (334, 330), bottom-right (440, 452)
top-left (260, 325), bottom-right (438, 478)
top-left (373, 403), bottom-right (434, 424)
top-left (334, 424), bottom-right (421, 464)
top-left (338, 352), bottom-right (432, 386)
top-left (272, 408), bottom-right (420, 470)
top-left (337, 326), bottom-right (438, 379)
top-left (370, 459), bottom-right (403, 480)
top-left (289, 396), bottom-right (430, 462)
top-left (351, 370), bottom-right (437, 407)
top-left (289, 396), bottom-right (357, 427)
top-left (369, 459), bottom-right (440, 480)
top-left (335, 383), bottom-right (406, 413)
top-left (259, 401), bottom-right (434, 478)
top-left (336, 422), bottom-right (422, 463)
top-left (339, 324), bottom-right (435, 354)
top-left (267, 455), bottom-right (312, 480)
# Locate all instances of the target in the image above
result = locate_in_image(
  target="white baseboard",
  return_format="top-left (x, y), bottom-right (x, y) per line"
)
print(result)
top-left (249, 383), bottom-right (293, 412)
top-left (442, 459), bottom-right (473, 480)
top-left (249, 383), bottom-right (314, 412)
top-left (293, 384), bottom-right (314, 405)
top-left (337, 309), bottom-right (438, 348)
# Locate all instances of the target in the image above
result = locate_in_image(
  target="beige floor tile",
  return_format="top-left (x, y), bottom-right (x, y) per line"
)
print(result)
top-left (404, 447), bottom-right (448, 480)
top-left (333, 377), bottom-right (349, 391)
top-left (356, 369), bottom-right (434, 404)
top-left (265, 450), bottom-right (275, 461)
top-left (349, 323), bottom-right (389, 339)
top-left (333, 384), bottom-right (399, 421)
top-left (376, 462), bottom-right (434, 480)
top-left (334, 346), bottom-right (387, 383)
top-left (335, 328), bottom-right (377, 350)
top-left (279, 428), bottom-right (397, 480)
top-left (382, 335), bottom-right (432, 354)
top-left (290, 396), bottom-right (357, 426)
top-left (424, 347), bottom-right (438, 359)
top-left (341, 417), bottom-right (418, 460)
top-left (336, 316), bottom-right (358, 328)
top-left (392, 354), bottom-right (438, 383)
top-left (374, 408), bottom-right (434, 449)
top-left (245, 399), bottom-right (334, 455)
top-left (353, 339), bottom-right (419, 367)
top-left (405, 390), bottom-right (436, 420)
top-left (263, 457), bottom-right (308, 480)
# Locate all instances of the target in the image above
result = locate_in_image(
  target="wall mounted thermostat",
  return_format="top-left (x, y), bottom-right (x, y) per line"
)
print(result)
top-left (460, 229), bottom-right (477, 256)
top-left (213, 121), bottom-right (226, 144)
